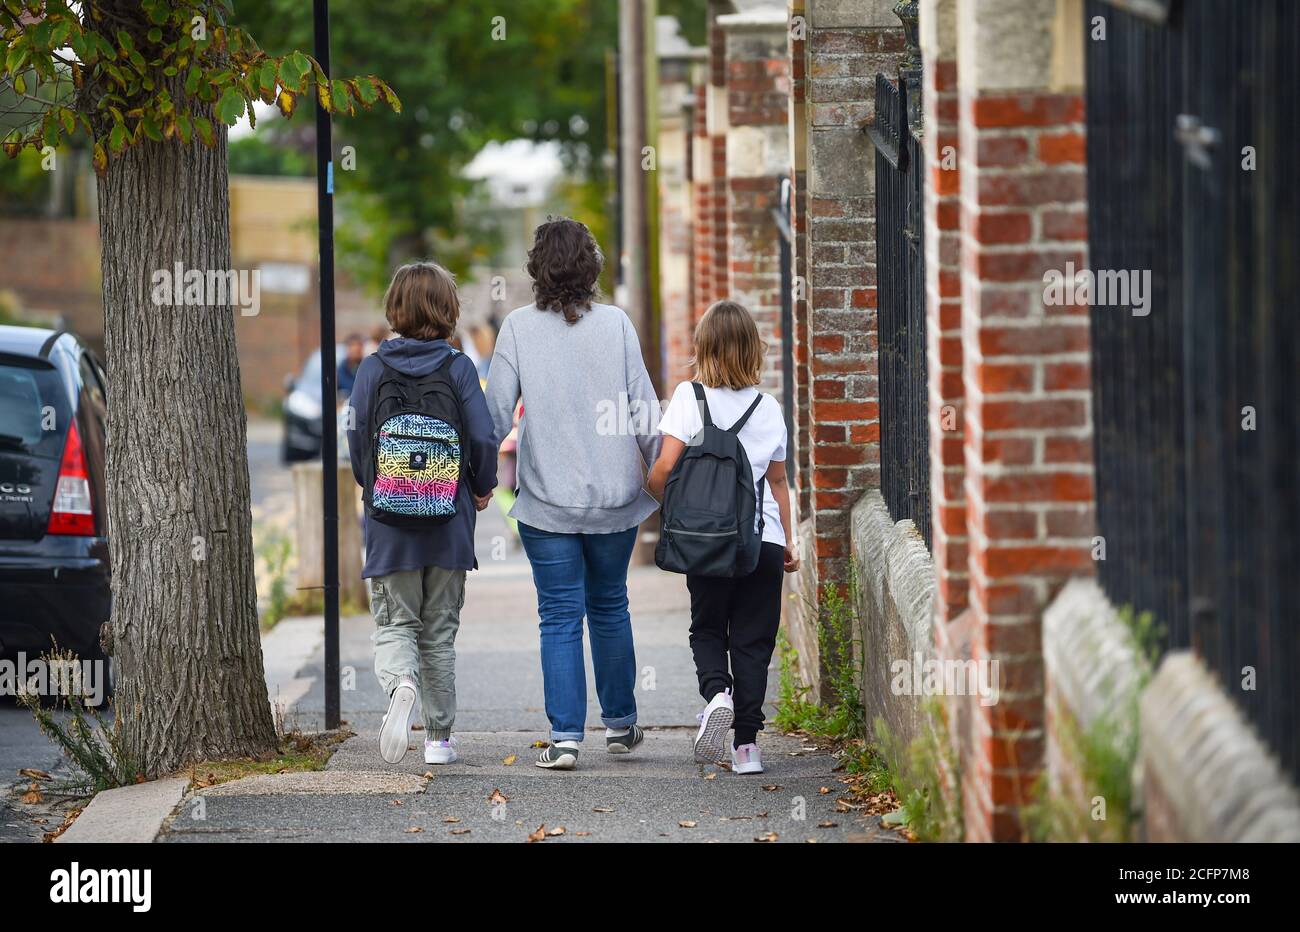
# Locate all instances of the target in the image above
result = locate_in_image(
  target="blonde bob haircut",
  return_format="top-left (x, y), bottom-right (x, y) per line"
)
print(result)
top-left (691, 299), bottom-right (767, 390)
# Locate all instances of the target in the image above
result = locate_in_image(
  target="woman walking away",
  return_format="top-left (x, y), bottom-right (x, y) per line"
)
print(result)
top-left (347, 262), bottom-right (498, 767)
top-left (648, 300), bottom-right (798, 775)
top-left (485, 217), bottom-right (661, 770)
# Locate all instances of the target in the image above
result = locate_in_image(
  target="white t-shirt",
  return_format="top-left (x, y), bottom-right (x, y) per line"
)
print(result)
top-left (658, 381), bottom-right (788, 547)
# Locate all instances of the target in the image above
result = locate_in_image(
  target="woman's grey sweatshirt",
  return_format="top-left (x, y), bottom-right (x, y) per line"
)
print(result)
top-left (484, 302), bottom-right (661, 534)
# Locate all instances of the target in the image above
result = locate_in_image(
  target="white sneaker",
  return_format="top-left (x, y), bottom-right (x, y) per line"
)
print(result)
top-left (693, 690), bottom-right (735, 763)
top-left (731, 742), bottom-right (763, 774)
top-left (378, 676), bottom-right (417, 764)
top-left (424, 736), bottom-right (458, 765)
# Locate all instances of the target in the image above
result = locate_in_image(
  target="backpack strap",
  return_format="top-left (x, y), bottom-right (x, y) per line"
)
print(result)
top-left (728, 393), bottom-right (764, 436)
top-left (691, 382), bottom-right (714, 429)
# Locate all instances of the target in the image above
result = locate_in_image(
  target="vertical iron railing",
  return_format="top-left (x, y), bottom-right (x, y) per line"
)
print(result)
top-left (1085, 0), bottom-right (1299, 779)
top-left (868, 20), bottom-right (930, 549)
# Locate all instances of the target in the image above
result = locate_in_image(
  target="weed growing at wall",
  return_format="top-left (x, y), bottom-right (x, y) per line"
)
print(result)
top-left (873, 701), bottom-right (964, 842)
top-left (1023, 607), bottom-right (1160, 842)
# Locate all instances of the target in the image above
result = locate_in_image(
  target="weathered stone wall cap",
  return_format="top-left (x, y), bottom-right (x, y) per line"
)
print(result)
top-left (1141, 651), bottom-right (1300, 842)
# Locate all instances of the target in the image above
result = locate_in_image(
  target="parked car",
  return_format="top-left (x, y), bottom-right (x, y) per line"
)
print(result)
top-left (0, 325), bottom-right (110, 676)
top-left (281, 345), bottom-right (346, 463)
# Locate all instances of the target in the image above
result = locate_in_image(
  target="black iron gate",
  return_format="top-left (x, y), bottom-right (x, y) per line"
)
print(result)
top-left (868, 10), bottom-right (930, 549)
top-left (1086, 0), bottom-right (1300, 779)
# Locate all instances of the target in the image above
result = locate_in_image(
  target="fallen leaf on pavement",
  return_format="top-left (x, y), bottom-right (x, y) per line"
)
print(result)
top-left (575, 832), bottom-right (591, 837)
top-left (754, 831), bottom-right (779, 843)
top-left (405, 826), bottom-right (424, 833)
top-left (679, 820), bottom-right (698, 828)
top-left (817, 821), bottom-right (838, 828)
top-left (527, 824), bottom-right (547, 843)
top-left (17, 769), bottom-right (50, 781)
top-left (755, 811), bottom-right (769, 818)
top-left (450, 828), bottom-right (471, 835)
top-left (547, 826), bottom-right (566, 836)
top-left (20, 784), bottom-right (42, 805)
top-left (488, 788), bottom-right (508, 806)
top-left (423, 772), bottom-right (434, 780)
top-left (443, 816), bottom-right (461, 823)
top-left (503, 754), bottom-right (518, 766)
top-left (761, 785), bottom-right (781, 792)
top-left (391, 799), bottom-right (403, 806)
top-left (818, 787), bottom-right (831, 795)
top-left (592, 806), bottom-right (614, 813)
top-left (704, 772), bottom-right (717, 781)
top-left (530, 740), bottom-right (548, 748)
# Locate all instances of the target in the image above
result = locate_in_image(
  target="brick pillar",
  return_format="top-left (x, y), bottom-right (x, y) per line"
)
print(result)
top-left (789, 0), bottom-right (812, 518)
top-left (955, 0), bottom-right (1093, 842)
top-left (720, 10), bottom-right (789, 393)
top-left (802, 0), bottom-right (903, 585)
top-left (657, 26), bottom-right (702, 390)
top-left (706, 10), bottom-right (729, 322)
top-left (691, 82), bottom-right (714, 320)
top-left (922, 1), bottom-right (967, 624)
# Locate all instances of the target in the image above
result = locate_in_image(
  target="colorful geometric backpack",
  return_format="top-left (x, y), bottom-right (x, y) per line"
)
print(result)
top-left (363, 353), bottom-right (467, 527)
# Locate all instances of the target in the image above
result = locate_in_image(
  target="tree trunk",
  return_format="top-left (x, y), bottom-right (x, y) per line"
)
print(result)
top-left (97, 118), bottom-right (278, 776)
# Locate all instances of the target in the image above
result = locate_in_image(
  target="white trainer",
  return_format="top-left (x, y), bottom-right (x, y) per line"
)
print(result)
top-left (424, 736), bottom-right (458, 765)
top-left (731, 742), bottom-right (764, 774)
top-left (378, 676), bottom-right (418, 764)
top-left (693, 690), bottom-right (735, 763)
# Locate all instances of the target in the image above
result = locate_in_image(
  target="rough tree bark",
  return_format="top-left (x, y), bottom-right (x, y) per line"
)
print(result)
top-left (97, 113), bottom-right (278, 775)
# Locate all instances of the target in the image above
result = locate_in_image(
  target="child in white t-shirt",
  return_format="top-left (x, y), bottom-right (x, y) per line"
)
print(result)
top-left (648, 300), bottom-right (799, 775)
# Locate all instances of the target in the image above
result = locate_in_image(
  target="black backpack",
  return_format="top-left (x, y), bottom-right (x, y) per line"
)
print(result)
top-left (655, 383), bottom-right (765, 578)
top-left (363, 353), bottom-right (468, 528)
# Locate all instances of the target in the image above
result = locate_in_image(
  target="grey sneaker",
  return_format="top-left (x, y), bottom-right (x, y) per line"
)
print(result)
top-left (606, 724), bottom-right (644, 754)
top-left (379, 676), bottom-right (418, 764)
top-left (535, 741), bottom-right (580, 770)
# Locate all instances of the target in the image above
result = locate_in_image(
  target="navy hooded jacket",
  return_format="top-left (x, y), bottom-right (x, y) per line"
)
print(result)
top-left (347, 338), bottom-right (498, 577)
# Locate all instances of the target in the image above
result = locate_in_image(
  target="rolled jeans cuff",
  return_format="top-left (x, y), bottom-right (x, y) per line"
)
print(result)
top-left (550, 730), bottom-right (586, 743)
top-left (601, 711), bottom-right (637, 729)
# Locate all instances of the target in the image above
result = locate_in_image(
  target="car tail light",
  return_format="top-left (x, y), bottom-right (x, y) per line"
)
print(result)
top-left (48, 420), bottom-right (95, 536)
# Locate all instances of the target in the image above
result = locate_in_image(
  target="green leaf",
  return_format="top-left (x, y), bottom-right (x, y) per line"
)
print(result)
top-left (353, 77), bottom-right (379, 106)
top-left (12, 73), bottom-right (25, 96)
top-left (176, 113), bottom-right (193, 144)
top-left (195, 117), bottom-right (215, 148)
top-left (147, 27), bottom-right (162, 44)
top-left (215, 86), bottom-right (246, 126)
top-left (184, 66), bottom-right (200, 96)
top-left (278, 51), bottom-right (311, 92)
top-left (91, 141), bottom-right (107, 175)
top-left (108, 122), bottom-right (128, 154)
top-left (375, 79), bottom-right (401, 114)
top-left (330, 79), bottom-right (351, 115)
top-left (59, 108), bottom-right (76, 134)
top-left (141, 116), bottom-right (163, 142)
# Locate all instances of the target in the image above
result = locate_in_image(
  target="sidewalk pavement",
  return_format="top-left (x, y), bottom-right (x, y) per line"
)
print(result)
top-left (160, 503), bottom-right (901, 843)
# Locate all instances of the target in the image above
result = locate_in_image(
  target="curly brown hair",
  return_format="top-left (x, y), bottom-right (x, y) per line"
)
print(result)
top-left (526, 217), bottom-right (603, 324)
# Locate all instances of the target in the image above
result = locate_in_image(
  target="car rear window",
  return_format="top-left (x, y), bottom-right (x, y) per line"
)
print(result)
top-left (0, 361), bottom-right (71, 457)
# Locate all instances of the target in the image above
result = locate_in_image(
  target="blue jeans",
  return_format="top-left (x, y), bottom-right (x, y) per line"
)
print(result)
top-left (517, 523), bottom-right (639, 743)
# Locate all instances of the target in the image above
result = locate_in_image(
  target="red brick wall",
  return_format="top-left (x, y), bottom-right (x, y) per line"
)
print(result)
top-left (925, 56), bottom-right (968, 626)
top-left (802, 24), bottom-right (903, 584)
top-left (958, 88), bottom-right (1094, 841)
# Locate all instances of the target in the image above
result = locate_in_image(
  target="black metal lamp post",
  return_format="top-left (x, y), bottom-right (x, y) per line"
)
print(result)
top-left (313, 0), bottom-right (341, 731)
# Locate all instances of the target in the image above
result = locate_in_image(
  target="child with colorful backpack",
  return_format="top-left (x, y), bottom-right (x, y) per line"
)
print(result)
top-left (346, 261), bottom-right (498, 766)
top-left (648, 300), bottom-right (799, 775)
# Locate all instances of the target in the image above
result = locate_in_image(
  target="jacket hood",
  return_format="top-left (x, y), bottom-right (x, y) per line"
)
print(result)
top-left (376, 338), bottom-right (456, 377)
